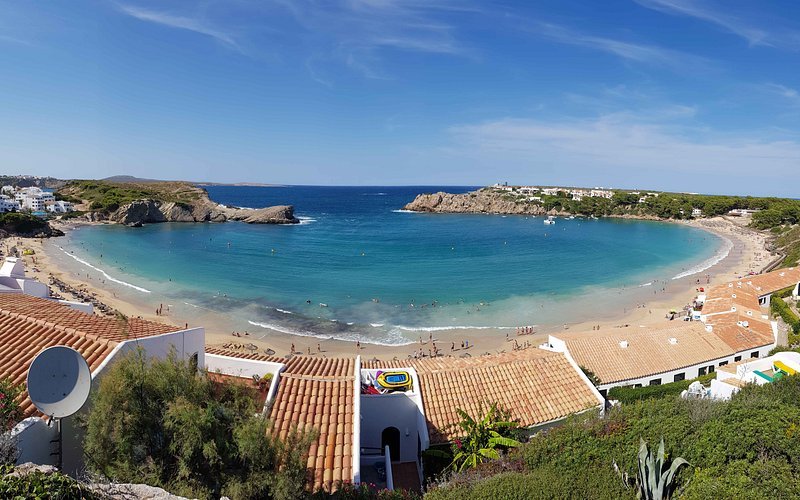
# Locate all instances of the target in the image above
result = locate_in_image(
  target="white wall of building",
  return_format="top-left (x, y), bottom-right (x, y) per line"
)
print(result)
top-left (359, 368), bottom-right (427, 465)
top-left (11, 417), bottom-right (58, 466)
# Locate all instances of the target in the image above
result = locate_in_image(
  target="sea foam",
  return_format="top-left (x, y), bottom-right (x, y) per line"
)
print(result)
top-left (57, 247), bottom-right (151, 293)
top-left (671, 236), bottom-right (734, 280)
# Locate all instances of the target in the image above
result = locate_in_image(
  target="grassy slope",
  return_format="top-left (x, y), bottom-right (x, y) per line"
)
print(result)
top-left (57, 180), bottom-right (207, 213)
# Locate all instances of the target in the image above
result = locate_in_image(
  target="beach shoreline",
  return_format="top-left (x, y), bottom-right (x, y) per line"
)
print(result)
top-left (11, 215), bottom-right (774, 361)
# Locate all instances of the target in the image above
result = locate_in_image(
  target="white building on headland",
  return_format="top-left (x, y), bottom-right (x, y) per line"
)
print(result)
top-left (14, 187), bottom-right (59, 212)
top-left (46, 200), bottom-right (74, 213)
top-left (0, 195), bottom-right (19, 212)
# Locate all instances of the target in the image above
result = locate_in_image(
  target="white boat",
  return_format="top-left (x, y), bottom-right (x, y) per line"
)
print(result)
top-left (567, 215), bottom-right (575, 220)
top-left (544, 216), bottom-right (556, 225)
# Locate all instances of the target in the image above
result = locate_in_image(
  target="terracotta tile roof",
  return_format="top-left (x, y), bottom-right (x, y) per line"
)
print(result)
top-left (0, 294), bottom-right (178, 342)
top-left (204, 347), bottom-right (356, 493)
top-left (205, 346), bottom-right (282, 362)
top-left (742, 267), bottom-right (800, 295)
top-left (703, 311), bottom-right (773, 352)
top-left (267, 357), bottom-right (354, 493)
top-left (364, 349), bottom-right (600, 443)
top-left (699, 269), bottom-right (788, 353)
top-left (0, 294), bottom-right (179, 419)
top-left (553, 323), bottom-right (732, 385)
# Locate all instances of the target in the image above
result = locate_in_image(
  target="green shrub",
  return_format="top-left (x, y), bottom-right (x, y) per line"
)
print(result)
top-left (429, 375), bottom-right (800, 500)
top-left (771, 296), bottom-right (800, 334)
top-left (0, 213), bottom-right (48, 234)
top-left (427, 467), bottom-right (633, 500)
top-left (0, 378), bottom-right (22, 432)
top-left (607, 372), bottom-right (717, 404)
top-left (0, 464), bottom-right (99, 499)
top-left (83, 348), bottom-right (315, 500)
top-left (312, 482), bottom-right (420, 499)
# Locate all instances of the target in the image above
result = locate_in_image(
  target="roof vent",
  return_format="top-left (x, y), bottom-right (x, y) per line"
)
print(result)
top-left (619, 340), bottom-right (629, 348)
top-left (732, 293), bottom-right (737, 298)
top-left (737, 320), bottom-right (749, 328)
top-left (728, 283), bottom-right (733, 288)
top-left (731, 306), bottom-right (737, 312)
top-left (747, 311), bottom-right (753, 316)
top-left (705, 325), bottom-right (713, 332)
top-left (668, 337), bottom-right (678, 345)
top-left (780, 272), bottom-right (785, 277)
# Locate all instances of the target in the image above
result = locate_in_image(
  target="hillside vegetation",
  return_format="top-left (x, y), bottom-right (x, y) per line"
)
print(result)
top-left (57, 180), bottom-right (206, 214)
top-left (482, 187), bottom-right (800, 226)
top-left (426, 375), bottom-right (800, 499)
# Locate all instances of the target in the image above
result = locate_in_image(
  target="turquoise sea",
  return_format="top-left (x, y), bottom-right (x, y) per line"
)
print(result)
top-left (47, 186), bottom-right (728, 345)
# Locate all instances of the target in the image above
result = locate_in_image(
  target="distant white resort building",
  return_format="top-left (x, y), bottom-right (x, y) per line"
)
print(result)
top-left (490, 184), bottom-right (618, 202)
top-left (0, 195), bottom-right (19, 212)
top-left (46, 200), bottom-right (74, 213)
top-left (12, 187), bottom-right (65, 212)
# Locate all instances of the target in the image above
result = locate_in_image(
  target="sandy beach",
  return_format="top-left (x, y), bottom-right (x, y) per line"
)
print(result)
top-left (7, 215), bottom-right (775, 361)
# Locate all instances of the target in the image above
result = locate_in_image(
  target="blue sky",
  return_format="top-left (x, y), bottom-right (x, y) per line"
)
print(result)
top-left (1, 0), bottom-right (799, 196)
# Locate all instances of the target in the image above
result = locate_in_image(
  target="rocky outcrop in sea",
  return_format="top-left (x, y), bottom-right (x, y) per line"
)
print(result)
top-left (110, 199), bottom-right (299, 226)
top-left (403, 190), bottom-right (558, 215)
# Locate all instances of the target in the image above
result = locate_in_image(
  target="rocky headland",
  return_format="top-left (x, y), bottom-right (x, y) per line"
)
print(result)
top-left (57, 180), bottom-right (300, 226)
top-left (403, 190), bottom-right (561, 216)
top-left (109, 199), bottom-right (299, 226)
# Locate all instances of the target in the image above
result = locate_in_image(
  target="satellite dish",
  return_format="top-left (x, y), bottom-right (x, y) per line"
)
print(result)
top-left (27, 346), bottom-right (91, 418)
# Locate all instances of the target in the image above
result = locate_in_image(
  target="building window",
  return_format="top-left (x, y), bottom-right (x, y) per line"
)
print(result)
top-left (698, 367), bottom-right (707, 377)
top-left (190, 352), bottom-right (199, 372)
top-left (735, 356), bottom-right (742, 362)
top-left (674, 373), bottom-right (686, 382)
top-left (599, 389), bottom-right (607, 398)
top-left (709, 365), bottom-right (715, 373)
top-left (719, 361), bottom-right (728, 366)
top-left (649, 379), bottom-right (661, 386)
top-left (634, 384), bottom-right (642, 388)
top-left (751, 351), bottom-right (759, 358)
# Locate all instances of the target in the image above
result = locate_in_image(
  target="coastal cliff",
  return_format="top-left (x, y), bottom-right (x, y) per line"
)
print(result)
top-left (110, 199), bottom-right (299, 225)
top-left (57, 180), bottom-right (300, 226)
top-left (403, 190), bottom-right (560, 215)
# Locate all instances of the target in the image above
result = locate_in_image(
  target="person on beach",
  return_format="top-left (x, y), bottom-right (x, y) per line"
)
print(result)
top-left (291, 343), bottom-right (295, 354)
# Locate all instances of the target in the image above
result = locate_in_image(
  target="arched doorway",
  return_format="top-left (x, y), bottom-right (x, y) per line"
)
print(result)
top-left (381, 427), bottom-right (400, 461)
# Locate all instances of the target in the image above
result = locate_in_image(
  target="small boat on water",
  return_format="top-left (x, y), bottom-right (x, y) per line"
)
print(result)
top-left (544, 216), bottom-right (556, 225)
top-left (567, 215), bottom-right (576, 220)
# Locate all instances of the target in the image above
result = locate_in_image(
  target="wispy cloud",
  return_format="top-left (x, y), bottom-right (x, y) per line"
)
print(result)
top-left (116, 4), bottom-right (240, 51)
top-left (269, 0), bottom-right (475, 79)
top-left (530, 22), bottom-right (709, 71)
top-left (635, 0), bottom-right (799, 49)
top-left (0, 34), bottom-right (33, 46)
top-left (447, 112), bottom-right (800, 194)
top-left (764, 83), bottom-right (800, 106)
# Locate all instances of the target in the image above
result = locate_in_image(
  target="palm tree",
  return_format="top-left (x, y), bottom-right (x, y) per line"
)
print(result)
top-left (445, 403), bottom-right (521, 472)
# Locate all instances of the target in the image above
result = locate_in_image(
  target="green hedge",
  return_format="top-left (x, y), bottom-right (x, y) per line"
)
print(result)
top-left (607, 372), bottom-right (717, 404)
top-left (771, 296), bottom-right (800, 335)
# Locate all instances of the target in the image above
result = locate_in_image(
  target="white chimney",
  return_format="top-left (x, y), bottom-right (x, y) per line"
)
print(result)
top-left (668, 338), bottom-right (678, 345)
top-left (619, 340), bottom-right (629, 348)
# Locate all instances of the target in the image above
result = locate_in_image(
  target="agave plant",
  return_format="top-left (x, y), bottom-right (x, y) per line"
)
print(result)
top-left (635, 438), bottom-right (689, 500)
top-left (443, 403), bottom-right (521, 472)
